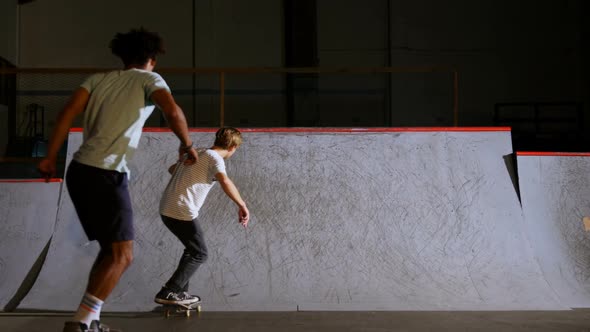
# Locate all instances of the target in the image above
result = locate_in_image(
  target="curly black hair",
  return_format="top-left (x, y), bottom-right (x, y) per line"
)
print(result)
top-left (109, 27), bottom-right (165, 66)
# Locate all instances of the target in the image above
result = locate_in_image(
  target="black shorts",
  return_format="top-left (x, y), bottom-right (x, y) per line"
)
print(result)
top-left (65, 160), bottom-right (134, 245)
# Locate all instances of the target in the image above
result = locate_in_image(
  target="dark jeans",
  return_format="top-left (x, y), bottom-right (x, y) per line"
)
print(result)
top-left (161, 215), bottom-right (208, 293)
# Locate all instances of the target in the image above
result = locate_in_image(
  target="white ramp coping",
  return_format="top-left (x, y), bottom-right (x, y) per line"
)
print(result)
top-left (19, 129), bottom-right (564, 311)
top-left (517, 152), bottom-right (590, 309)
top-left (0, 179), bottom-right (62, 309)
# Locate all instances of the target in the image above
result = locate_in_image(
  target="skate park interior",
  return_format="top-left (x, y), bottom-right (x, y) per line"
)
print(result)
top-left (2, 1), bottom-right (590, 331)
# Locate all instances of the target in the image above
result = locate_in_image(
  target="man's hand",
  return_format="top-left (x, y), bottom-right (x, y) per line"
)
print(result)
top-left (38, 157), bottom-right (57, 182)
top-left (239, 204), bottom-right (250, 228)
top-left (179, 146), bottom-right (198, 165)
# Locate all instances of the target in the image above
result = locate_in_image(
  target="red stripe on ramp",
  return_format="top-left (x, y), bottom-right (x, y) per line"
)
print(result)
top-left (69, 127), bottom-right (511, 133)
top-left (517, 152), bottom-right (590, 157)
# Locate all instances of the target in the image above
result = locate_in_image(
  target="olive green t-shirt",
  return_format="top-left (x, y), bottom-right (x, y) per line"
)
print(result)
top-left (73, 68), bottom-right (170, 176)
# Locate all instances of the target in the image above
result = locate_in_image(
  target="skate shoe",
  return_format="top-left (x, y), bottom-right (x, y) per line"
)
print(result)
top-left (89, 320), bottom-right (121, 332)
top-left (62, 321), bottom-right (90, 332)
top-left (155, 288), bottom-right (200, 305)
top-left (62, 320), bottom-right (121, 332)
top-left (182, 292), bottom-right (201, 303)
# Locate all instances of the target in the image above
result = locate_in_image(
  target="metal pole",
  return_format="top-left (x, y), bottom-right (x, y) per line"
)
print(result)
top-left (192, 0), bottom-right (196, 127)
top-left (453, 70), bottom-right (459, 126)
top-left (220, 72), bottom-right (225, 127)
top-left (385, 0), bottom-right (392, 126)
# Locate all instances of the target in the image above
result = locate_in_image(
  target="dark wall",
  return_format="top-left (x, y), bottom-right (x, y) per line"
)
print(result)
top-left (6, 1), bottom-right (588, 144)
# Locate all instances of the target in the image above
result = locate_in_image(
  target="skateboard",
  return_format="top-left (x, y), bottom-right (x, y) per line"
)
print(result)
top-left (162, 301), bottom-right (202, 318)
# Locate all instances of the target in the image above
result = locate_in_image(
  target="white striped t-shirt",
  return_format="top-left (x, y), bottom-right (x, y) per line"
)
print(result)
top-left (159, 149), bottom-right (226, 221)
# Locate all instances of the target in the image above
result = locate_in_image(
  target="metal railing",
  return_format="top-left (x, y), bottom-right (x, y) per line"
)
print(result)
top-left (0, 66), bottom-right (459, 127)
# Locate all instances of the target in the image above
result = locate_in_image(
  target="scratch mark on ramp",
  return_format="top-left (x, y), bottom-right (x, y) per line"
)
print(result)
top-left (265, 229), bottom-right (273, 299)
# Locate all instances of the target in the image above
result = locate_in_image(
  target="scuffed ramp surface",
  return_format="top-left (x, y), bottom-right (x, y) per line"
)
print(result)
top-left (0, 180), bottom-right (61, 308)
top-left (20, 130), bottom-right (563, 311)
top-left (517, 153), bottom-right (590, 308)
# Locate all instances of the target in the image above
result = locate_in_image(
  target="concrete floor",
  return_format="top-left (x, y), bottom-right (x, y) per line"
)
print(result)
top-left (1, 311), bottom-right (590, 332)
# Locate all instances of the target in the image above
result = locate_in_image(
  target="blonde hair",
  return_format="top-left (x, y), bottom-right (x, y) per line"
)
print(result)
top-left (214, 127), bottom-right (242, 149)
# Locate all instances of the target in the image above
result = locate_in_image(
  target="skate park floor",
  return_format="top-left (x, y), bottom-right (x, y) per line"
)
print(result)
top-left (1, 310), bottom-right (590, 332)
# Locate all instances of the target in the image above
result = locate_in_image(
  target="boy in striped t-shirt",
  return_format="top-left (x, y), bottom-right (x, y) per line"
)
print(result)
top-left (155, 127), bottom-right (249, 305)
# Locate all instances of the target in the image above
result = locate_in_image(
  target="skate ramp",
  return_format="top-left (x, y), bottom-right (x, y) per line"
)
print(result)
top-left (19, 129), bottom-right (565, 311)
top-left (517, 152), bottom-right (590, 308)
top-left (0, 180), bottom-right (61, 309)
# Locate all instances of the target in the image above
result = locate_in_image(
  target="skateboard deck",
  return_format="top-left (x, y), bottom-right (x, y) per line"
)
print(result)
top-left (161, 301), bottom-right (202, 318)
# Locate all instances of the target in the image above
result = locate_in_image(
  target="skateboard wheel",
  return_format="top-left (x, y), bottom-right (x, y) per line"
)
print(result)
top-left (186, 310), bottom-right (191, 317)
top-left (165, 310), bottom-right (171, 318)
top-left (196, 305), bottom-right (202, 313)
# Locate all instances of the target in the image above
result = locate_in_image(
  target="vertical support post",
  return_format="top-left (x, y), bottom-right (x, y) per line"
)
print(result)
top-left (453, 70), bottom-right (459, 126)
top-left (191, 0), bottom-right (196, 127)
top-left (220, 72), bottom-right (225, 127)
top-left (284, 0), bottom-right (318, 126)
top-left (385, 0), bottom-right (392, 126)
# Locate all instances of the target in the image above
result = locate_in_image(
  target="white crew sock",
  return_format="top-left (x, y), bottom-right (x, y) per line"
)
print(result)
top-left (73, 292), bottom-right (103, 327)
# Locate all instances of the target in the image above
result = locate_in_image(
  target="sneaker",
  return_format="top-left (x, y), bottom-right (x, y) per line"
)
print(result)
top-left (155, 288), bottom-right (200, 305)
top-left (62, 321), bottom-right (90, 332)
top-left (182, 292), bottom-right (201, 303)
top-left (89, 320), bottom-right (121, 332)
top-left (62, 321), bottom-right (121, 332)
